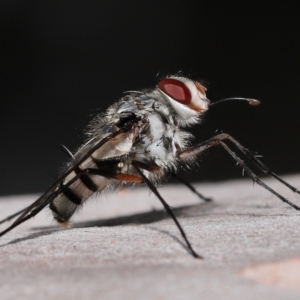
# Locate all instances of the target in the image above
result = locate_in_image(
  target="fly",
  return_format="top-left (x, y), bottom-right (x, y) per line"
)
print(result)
top-left (1, 74), bottom-right (299, 259)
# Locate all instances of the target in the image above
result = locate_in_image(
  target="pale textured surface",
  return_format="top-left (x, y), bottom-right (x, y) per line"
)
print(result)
top-left (1, 175), bottom-right (300, 299)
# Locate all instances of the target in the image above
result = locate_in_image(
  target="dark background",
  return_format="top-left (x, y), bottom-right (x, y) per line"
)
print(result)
top-left (1, 1), bottom-right (299, 196)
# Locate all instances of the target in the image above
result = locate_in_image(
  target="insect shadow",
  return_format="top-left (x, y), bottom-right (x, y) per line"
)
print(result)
top-left (43, 201), bottom-right (215, 229)
top-left (1, 201), bottom-right (215, 248)
top-left (0, 230), bottom-right (58, 248)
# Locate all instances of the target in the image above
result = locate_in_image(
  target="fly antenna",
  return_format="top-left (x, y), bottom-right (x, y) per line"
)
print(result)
top-left (210, 97), bottom-right (260, 107)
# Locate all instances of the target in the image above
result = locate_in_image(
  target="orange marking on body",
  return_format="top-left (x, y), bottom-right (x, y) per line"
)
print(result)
top-left (115, 173), bottom-right (143, 183)
top-left (149, 165), bottom-right (161, 174)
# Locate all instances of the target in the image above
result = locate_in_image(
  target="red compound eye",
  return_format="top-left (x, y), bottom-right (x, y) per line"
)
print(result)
top-left (158, 78), bottom-right (191, 105)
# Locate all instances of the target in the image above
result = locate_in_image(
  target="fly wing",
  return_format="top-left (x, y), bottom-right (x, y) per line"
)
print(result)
top-left (0, 120), bottom-right (139, 236)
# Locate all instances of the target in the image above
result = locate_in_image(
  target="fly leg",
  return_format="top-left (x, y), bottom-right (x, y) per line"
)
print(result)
top-left (224, 135), bottom-right (300, 194)
top-left (172, 173), bottom-right (212, 202)
top-left (132, 161), bottom-right (212, 202)
top-left (178, 133), bottom-right (300, 211)
top-left (132, 161), bottom-right (202, 259)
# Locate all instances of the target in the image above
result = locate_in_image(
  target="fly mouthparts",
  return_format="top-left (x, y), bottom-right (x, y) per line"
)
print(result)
top-left (210, 97), bottom-right (261, 107)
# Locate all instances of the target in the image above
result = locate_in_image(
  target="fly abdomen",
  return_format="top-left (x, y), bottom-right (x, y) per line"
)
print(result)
top-left (50, 193), bottom-right (78, 226)
top-left (50, 127), bottom-right (137, 226)
top-left (50, 168), bottom-right (110, 226)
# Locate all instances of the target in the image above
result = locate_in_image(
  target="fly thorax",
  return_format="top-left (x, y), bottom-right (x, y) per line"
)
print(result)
top-left (92, 132), bottom-right (134, 160)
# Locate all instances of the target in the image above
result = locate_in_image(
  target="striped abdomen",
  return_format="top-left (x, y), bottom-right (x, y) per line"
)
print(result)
top-left (50, 131), bottom-right (136, 226)
top-left (49, 161), bottom-right (111, 225)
